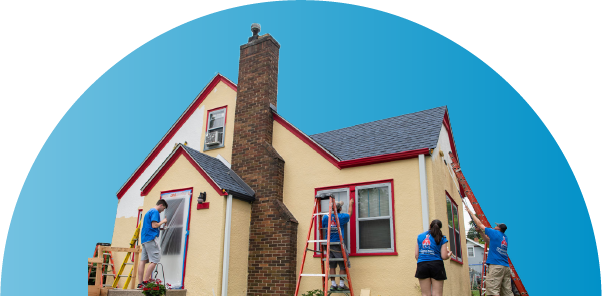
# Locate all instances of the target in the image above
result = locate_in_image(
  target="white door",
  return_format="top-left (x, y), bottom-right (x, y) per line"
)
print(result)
top-left (157, 189), bottom-right (192, 289)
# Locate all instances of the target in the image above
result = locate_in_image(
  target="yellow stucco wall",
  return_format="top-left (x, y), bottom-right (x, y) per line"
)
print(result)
top-left (227, 198), bottom-right (252, 295)
top-left (111, 153), bottom-right (252, 295)
top-left (199, 81), bottom-right (237, 164)
top-left (427, 142), bottom-right (471, 295)
top-left (272, 120), bottom-right (470, 296)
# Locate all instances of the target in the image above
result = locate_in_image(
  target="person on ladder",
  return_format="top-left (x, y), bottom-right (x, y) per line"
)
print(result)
top-left (415, 219), bottom-right (452, 296)
top-left (137, 199), bottom-right (168, 289)
top-left (465, 204), bottom-right (512, 296)
top-left (322, 198), bottom-right (354, 292)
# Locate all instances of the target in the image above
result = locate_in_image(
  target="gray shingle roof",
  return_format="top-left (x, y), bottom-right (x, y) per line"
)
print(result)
top-left (180, 145), bottom-right (255, 201)
top-left (309, 106), bottom-right (447, 161)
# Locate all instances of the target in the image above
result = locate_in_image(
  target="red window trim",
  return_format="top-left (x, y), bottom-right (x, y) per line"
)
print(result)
top-left (159, 187), bottom-right (194, 288)
top-left (446, 191), bottom-right (463, 265)
top-left (313, 179), bottom-right (398, 257)
top-left (116, 74), bottom-right (236, 199)
top-left (204, 105), bottom-right (228, 151)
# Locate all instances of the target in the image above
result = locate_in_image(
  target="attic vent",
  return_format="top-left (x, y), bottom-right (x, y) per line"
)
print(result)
top-left (206, 130), bottom-right (223, 146)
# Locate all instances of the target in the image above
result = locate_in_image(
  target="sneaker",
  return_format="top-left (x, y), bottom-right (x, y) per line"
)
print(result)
top-left (337, 284), bottom-right (349, 290)
top-left (330, 285), bottom-right (338, 291)
top-left (137, 281), bottom-right (149, 289)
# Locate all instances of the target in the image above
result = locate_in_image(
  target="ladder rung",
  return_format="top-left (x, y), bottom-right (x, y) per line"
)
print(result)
top-left (313, 213), bottom-right (328, 216)
top-left (300, 274), bottom-right (325, 277)
top-left (103, 284), bottom-right (113, 287)
top-left (322, 258), bottom-right (344, 261)
top-left (308, 240), bottom-right (327, 243)
top-left (320, 242), bottom-right (340, 245)
top-left (103, 253), bottom-right (112, 256)
top-left (328, 274), bottom-right (347, 277)
top-left (102, 263), bottom-right (113, 265)
top-left (102, 274), bottom-right (115, 276)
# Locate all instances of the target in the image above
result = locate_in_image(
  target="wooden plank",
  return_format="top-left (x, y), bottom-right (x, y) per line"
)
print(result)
top-left (95, 246), bottom-right (103, 288)
top-left (88, 285), bottom-right (100, 296)
top-left (104, 247), bottom-right (140, 253)
top-left (131, 248), bottom-right (139, 289)
top-left (88, 258), bottom-right (103, 263)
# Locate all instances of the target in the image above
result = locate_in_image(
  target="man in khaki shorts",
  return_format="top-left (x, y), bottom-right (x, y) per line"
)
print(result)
top-left (465, 204), bottom-right (512, 296)
top-left (137, 200), bottom-right (168, 288)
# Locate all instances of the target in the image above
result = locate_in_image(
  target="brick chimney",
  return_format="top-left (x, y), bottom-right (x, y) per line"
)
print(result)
top-left (231, 24), bottom-right (298, 296)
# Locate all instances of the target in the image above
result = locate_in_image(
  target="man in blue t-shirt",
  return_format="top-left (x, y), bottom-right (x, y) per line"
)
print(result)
top-left (137, 199), bottom-right (168, 289)
top-left (465, 204), bottom-right (511, 296)
top-left (321, 198), bottom-right (354, 292)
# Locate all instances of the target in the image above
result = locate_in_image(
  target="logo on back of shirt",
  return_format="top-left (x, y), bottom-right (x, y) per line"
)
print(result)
top-left (422, 234), bottom-right (431, 249)
top-left (501, 236), bottom-right (508, 248)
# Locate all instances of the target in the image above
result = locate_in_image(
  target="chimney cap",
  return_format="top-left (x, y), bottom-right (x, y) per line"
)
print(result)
top-left (249, 23), bottom-right (261, 42)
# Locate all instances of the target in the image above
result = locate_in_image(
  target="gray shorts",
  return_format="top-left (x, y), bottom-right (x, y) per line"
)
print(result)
top-left (328, 245), bottom-right (350, 269)
top-left (141, 237), bottom-right (161, 263)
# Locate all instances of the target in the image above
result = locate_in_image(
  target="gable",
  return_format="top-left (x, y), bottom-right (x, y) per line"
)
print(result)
top-left (116, 74), bottom-right (236, 200)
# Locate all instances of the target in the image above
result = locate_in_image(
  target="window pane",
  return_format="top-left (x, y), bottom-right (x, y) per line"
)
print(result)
top-left (358, 186), bottom-right (390, 218)
top-left (446, 198), bottom-right (454, 227)
top-left (209, 111), bottom-right (225, 129)
top-left (448, 225), bottom-right (456, 256)
top-left (468, 247), bottom-right (474, 257)
top-left (358, 219), bottom-right (391, 250)
top-left (317, 191), bottom-right (349, 250)
top-left (455, 230), bottom-right (462, 260)
top-left (452, 203), bottom-right (460, 230)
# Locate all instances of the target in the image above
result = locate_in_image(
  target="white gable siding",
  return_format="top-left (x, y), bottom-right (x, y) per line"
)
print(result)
top-left (115, 105), bottom-right (206, 218)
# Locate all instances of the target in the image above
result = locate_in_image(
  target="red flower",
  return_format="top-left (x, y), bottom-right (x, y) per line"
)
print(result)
top-left (153, 287), bottom-right (160, 290)
top-left (143, 287), bottom-right (149, 291)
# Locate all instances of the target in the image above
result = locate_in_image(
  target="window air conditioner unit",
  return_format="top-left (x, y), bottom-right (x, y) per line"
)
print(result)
top-left (206, 131), bottom-right (222, 146)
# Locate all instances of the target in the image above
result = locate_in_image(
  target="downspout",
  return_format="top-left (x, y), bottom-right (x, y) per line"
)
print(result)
top-left (221, 195), bottom-right (233, 296)
top-left (419, 154), bottom-right (429, 232)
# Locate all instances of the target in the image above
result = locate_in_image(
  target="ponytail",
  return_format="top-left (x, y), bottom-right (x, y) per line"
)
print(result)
top-left (429, 219), bottom-right (444, 245)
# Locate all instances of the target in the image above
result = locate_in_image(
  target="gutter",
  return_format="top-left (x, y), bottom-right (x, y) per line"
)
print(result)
top-left (419, 154), bottom-right (429, 232)
top-left (221, 194), bottom-right (233, 296)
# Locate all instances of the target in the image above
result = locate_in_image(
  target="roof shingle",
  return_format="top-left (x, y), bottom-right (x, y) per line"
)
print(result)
top-left (309, 106), bottom-right (447, 161)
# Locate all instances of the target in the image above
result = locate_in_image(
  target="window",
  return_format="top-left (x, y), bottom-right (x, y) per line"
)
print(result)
top-left (446, 193), bottom-right (463, 263)
top-left (204, 107), bottom-right (226, 150)
top-left (316, 189), bottom-right (350, 252)
top-left (468, 246), bottom-right (475, 257)
top-left (355, 183), bottom-right (394, 253)
top-left (313, 180), bottom-right (397, 257)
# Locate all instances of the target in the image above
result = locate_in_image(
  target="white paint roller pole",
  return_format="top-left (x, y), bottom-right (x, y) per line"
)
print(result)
top-left (221, 195), bottom-right (233, 296)
top-left (419, 154), bottom-right (429, 232)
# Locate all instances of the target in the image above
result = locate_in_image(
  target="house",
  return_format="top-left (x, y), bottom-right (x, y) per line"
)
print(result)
top-left (109, 26), bottom-right (471, 296)
top-left (466, 238), bottom-right (486, 284)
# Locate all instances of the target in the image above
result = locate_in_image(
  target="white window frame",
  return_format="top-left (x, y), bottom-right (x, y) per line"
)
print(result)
top-left (315, 188), bottom-right (350, 252)
top-left (467, 246), bottom-right (475, 257)
top-left (204, 108), bottom-right (226, 150)
top-left (354, 182), bottom-right (394, 254)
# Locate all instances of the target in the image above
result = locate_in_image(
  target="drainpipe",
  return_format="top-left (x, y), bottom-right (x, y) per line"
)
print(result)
top-left (419, 154), bottom-right (429, 232)
top-left (221, 195), bottom-right (233, 296)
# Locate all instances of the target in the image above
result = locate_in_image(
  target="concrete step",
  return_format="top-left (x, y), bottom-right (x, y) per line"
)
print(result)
top-left (107, 289), bottom-right (186, 296)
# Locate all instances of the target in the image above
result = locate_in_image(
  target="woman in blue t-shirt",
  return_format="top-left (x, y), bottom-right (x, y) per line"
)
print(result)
top-left (415, 219), bottom-right (452, 296)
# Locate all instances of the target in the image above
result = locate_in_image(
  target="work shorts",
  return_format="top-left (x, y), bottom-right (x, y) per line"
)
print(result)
top-left (486, 264), bottom-right (513, 296)
top-left (328, 245), bottom-right (350, 269)
top-left (141, 237), bottom-right (161, 263)
top-left (415, 260), bottom-right (447, 281)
